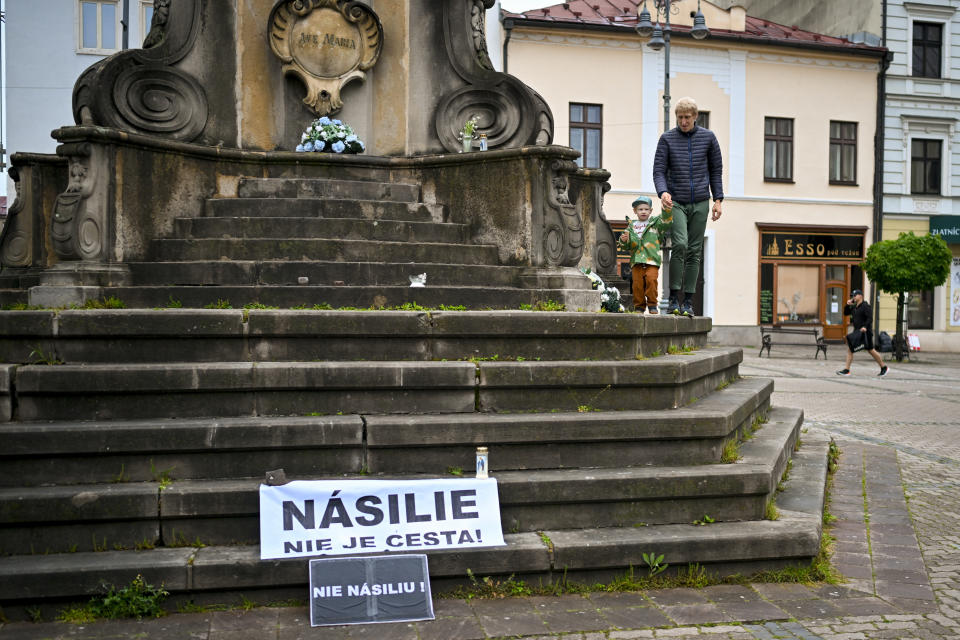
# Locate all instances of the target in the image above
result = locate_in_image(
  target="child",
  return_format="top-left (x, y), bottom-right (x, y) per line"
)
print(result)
top-left (618, 196), bottom-right (672, 314)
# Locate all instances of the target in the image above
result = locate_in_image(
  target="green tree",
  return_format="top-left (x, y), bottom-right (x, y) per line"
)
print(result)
top-left (861, 232), bottom-right (951, 361)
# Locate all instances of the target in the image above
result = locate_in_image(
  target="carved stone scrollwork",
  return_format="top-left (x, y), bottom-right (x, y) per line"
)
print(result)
top-left (594, 182), bottom-right (618, 276)
top-left (51, 144), bottom-right (106, 262)
top-left (543, 160), bottom-right (584, 267)
top-left (269, 0), bottom-right (384, 116)
top-left (436, 0), bottom-right (554, 152)
top-left (0, 167), bottom-right (31, 268)
top-left (72, 0), bottom-right (208, 141)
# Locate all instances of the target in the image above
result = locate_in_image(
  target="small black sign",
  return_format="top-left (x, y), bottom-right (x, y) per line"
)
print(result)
top-left (761, 232), bottom-right (863, 261)
top-left (309, 554), bottom-right (434, 627)
top-left (759, 263), bottom-right (774, 324)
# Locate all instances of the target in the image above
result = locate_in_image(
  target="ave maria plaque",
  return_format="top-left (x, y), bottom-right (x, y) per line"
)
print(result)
top-left (269, 0), bottom-right (383, 116)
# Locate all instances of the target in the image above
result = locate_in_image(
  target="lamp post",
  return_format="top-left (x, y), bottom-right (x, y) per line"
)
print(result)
top-left (636, 0), bottom-right (710, 133)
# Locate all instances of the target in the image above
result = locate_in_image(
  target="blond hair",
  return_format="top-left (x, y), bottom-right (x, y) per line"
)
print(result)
top-left (675, 97), bottom-right (698, 116)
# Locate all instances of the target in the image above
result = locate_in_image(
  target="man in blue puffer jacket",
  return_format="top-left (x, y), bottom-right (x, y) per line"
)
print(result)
top-left (652, 97), bottom-right (724, 317)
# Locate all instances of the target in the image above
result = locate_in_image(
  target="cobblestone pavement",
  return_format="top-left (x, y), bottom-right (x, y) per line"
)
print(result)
top-left (2, 348), bottom-right (958, 639)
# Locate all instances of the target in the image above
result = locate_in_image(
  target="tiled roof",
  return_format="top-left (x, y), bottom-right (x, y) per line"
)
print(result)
top-left (503, 1), bottom-right (884, 52)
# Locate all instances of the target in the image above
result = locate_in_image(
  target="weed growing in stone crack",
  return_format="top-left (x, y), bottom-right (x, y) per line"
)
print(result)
top-left (446, 466), bottom-right (464, 476)
top-left (74, 296), bottom-right (125, 310)
top-left (150, 460), bottom-right (175, 490)
top-left (449, 569), bottom-right (532, 600)
top-left (111, 464), bottom-right (130, 483)
top-left (765, 499), bottom-right (780, 521)
top-left (692, 514), bottom-right (715, 526)
top-left (642, 552), bottom-right (668, 576)
top-left (721, 438), bottom-right (741, 463)
top-left (518, 300), bottom-right (566, 311)
top-left (537, 531), bottom-right (554, 551)
top-left (57, 574), bottom-right (168, 622)
top-left (204, 299), bottom-right (233, 309)
top-left (667, 344), bottom-right (695, 354)
top-left (28, 345), bottom-right (64, 365)
top-left (168, 531), bottom-right (207, 549)
top-left (570, 384), bottom-right (611, 412)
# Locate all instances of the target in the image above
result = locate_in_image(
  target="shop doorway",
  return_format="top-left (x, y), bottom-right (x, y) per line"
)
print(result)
top-left (822, 265), bottom-right (849, 341)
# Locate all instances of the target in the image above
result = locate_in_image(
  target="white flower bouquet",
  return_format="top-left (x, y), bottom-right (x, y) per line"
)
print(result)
top-left (295, 116), bottom-right (365, 154)
top-left (581, 267), bottom-right (625, 313)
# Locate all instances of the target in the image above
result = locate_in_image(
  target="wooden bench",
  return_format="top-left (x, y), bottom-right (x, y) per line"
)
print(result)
top-left (759, 325), bottom-right (828, 359)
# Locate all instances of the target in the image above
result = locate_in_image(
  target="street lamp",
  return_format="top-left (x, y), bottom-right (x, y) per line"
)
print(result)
top-left (636, 0), bottom-right (710, 133)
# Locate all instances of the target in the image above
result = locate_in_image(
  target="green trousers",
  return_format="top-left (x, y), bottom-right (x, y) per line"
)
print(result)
top-left (668, 200), bottom-right (709, 294)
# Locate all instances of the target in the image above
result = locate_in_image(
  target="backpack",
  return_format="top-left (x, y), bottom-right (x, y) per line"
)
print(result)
top-left (878, 331), bottom-right (893, 353)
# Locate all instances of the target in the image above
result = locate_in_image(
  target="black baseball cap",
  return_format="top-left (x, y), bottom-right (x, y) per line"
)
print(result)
top-left (851, 289), bottom-right (863, 297)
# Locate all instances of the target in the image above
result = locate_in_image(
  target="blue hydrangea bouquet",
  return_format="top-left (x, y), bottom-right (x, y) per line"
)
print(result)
top-left (295, 117), bottom-right (365, 154)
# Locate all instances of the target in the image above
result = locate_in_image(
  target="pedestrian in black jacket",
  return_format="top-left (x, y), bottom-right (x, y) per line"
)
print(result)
top-left (837, 289), bottom-right (888, 377)
top-left (653, 97), bottom-right (724, 317)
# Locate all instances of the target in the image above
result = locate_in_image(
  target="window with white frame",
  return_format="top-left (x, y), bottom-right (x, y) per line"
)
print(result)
top-left (141, 0), bottom-right (155, 45)
top-left (912, 21), bottom-right (943, 79)
top-left (911, 138), bottom-right (942, 195)
top-left (79, 0), bottom-right (120, 53)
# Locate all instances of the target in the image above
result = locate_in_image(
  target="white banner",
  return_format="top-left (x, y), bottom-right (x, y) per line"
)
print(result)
top-left (951, 257), bottom-right (960, 327)
top-left (260, 478), bottom-right (505, 560)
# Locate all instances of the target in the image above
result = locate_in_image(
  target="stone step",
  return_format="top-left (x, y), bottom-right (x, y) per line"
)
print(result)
top-left (0, 377), bottom-right (772, 487)
top-left (30, 284), bottom-right (597, 312)
top-left (11, 349), bottom-right (741, 421)
top-left (0, 434), bottom-right (828, 612)
top-left (0, 310), bottom-right (711, 364)
top-left (202, 198), bottom-right (444, 222)
top-left (150, 237), bottom-right (500, 264)
top-left (173, 217), bottom-right (468, 244)
top-left (0, 407), bottom-right (799, 553)
top-left (127, 260), bottom-right (522, 287)
top-left (236, 177), bottom-right (422, 202)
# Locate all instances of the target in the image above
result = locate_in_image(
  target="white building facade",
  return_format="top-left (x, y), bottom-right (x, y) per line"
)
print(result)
top-left (4, 0), bottom-right (154, 176)
top-left (880, 0), bottom-right (960, 351)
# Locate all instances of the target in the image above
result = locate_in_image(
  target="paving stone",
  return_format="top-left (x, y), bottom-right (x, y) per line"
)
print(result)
top-left (715, 600), bottom-right (789, 623)
top-left (540, 608), bottom-right (610, 633)
top-left (600, 606), bottom-right (673, 630)
top-left (645, 589), bottom-right (710, 607)
top-left (477, 612), bottom-right (549, 637)
top-left (658, 603), bottom-right (731, 625)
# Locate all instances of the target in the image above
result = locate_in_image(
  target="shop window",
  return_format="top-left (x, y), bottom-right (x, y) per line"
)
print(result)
top-left (764, 117), bottom-right (793, 182)
top-left (79, 0), bottom-right (119, 52)
top-left (776, 265), bottom-right (819, 324)
top-left (912, 21), bottom-right (942, 79)
top-left (570, 103), bottom-right (602, 168)
top-left (911, 139), bottom-right (941, 195)
top-left (825, 265), bottom-right (846, 282)
top-left (907, 290), bottom-right (934, 329)
top-left (829, 121), bottom-right (857, 185)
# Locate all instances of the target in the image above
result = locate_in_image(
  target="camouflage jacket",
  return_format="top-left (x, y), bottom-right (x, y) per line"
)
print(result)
top-left (617, 211), bottom-right (673, 267)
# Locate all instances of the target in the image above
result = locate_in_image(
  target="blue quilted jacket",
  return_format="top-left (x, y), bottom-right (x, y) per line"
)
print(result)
top-left (652, 125), bottom-right (724, 205)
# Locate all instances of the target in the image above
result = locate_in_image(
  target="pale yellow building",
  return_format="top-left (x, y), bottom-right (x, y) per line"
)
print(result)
top-left (499, 0), bottom-right (887, 346)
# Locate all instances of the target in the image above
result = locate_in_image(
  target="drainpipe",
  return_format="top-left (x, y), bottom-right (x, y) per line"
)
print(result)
top-left (121, 0), bottom-right (130, 49)
top-left (872, 1), bottom-right (889, 331)
top-left (502, 18), bottom-right (513, 74)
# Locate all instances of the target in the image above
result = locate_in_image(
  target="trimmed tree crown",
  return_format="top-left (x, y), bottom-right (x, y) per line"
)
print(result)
top-left (861, 232), bottom-right (951, 295)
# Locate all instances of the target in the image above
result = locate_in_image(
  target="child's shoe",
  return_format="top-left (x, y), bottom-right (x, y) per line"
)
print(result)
top-left (680, 299), bottom-right (695, 317)
top-left (647, 306), bottom-right (658, 315)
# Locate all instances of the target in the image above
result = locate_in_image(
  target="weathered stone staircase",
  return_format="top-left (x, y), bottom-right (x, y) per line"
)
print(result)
top-left (9, 174), bottom-right (599, 310)
top-left (0, 310), bottom-right (828, 619)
